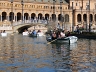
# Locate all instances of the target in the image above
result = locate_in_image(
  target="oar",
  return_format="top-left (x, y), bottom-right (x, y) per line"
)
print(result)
top-left (47, 38), bottom-right (58, 44)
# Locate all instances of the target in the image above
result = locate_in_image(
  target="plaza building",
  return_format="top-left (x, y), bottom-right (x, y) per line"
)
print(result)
top-left (0, 0), bottom-right (96, 33)
top-left (70, 0), bottom-right (96, 32)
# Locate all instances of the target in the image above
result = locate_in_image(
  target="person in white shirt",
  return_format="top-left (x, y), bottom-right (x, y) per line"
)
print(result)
top-left (60, 30), bottom-right (65, 38)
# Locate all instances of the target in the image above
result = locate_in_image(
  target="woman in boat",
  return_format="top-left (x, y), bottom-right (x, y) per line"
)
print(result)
top-left (60, 30), bottom-right (65, 38)
top-left (22, 29), bottom-right (29, 36)
top-left (52, 31), bottom-right (57, 40)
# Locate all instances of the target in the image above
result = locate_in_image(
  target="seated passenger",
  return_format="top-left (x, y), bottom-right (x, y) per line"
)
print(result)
top-left (3, 30), bottom-right (6, 33)
top-left (37, 30), bottom-right (41, 33)
top-left (52, 31), bottom-right (57, 40)
top-left (66, 31), bottom-right (70, 37)
top-left (32, 30), bottom-right (37, 35)
top-left (60, 30), bottom-right (65, 38)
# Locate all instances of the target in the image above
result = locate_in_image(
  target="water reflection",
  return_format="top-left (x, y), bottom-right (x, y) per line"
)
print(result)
top-left (0, 34), bottom-right (96, 72)
top-left (70, 39), bottom-right (96, 72)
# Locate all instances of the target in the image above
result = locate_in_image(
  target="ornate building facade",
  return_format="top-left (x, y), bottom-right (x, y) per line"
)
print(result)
top-left (70, 0), bottom-right (96, 31)
top-left (0, 0), bottom-right (96, 32)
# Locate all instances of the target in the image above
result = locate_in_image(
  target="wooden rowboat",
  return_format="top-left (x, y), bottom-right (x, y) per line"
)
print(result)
top-left (29, 34), bottom-right (37, 37)
top-left (1, 33), bottom-right (7, 37)
top-left (46, 36), bottom-right (78, 44)
top-left (22, 31), bottom-right (29, 36)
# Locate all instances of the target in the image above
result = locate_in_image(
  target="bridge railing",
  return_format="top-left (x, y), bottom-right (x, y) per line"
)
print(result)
top-left (0, 26), bottom-right (12, 30)
top-left (13, 20), bottom-right (48, 26)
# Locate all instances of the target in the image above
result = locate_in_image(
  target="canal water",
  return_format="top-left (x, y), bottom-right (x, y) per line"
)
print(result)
top-left (0, 34), bottom-right (96, 72)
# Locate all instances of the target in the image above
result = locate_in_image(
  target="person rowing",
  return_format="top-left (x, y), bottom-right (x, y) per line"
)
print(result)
top-left (52, 31), bottom-right (57, 40)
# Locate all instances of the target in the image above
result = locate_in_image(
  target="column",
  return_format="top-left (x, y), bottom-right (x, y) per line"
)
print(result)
top-left (14, 15), bottom-right (15, 22)
top-left (23, 13), bottom-right (25, 22)
top-left (15, 16), bottom-right (17, 22)
top-left (93, 11), bottom-right (95, 25)
top-left (87, 11), bottom-right (89, 28)
top-left (7, 16), bottom-right (9, 21)
top-left (0, 15), bottom-right (1, 21)
top-left (81, 13), bottom-right (83, 25)
top-left (1, 15), bottom-right (2, 22)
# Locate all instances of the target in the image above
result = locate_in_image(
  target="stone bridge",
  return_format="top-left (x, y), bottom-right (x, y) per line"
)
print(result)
top-left (13, 23), bottom-right (47, 33)
top-left (0, 20), bottom-right (48, 33)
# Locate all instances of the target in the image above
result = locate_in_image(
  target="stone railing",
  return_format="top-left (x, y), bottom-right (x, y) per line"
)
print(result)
top-left (13, 20), bottom-right (48, 26)
top-left (0, 26), bottom-right (12, 30)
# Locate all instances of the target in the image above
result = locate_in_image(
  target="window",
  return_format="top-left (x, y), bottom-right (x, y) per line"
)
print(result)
top-left (65, 14), bottom-right (69, 22)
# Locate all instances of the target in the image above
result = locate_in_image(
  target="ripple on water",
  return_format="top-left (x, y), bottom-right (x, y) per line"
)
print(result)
top-left (0, 35), bottom-right (96, 72)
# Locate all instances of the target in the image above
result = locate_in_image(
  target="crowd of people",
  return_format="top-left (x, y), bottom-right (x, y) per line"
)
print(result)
top-left (23, 29), bottom-right (43, 36)
top-left (49, 28), bottom-right (70, 40)
top-left (28, 29), bottom-right (42, 36)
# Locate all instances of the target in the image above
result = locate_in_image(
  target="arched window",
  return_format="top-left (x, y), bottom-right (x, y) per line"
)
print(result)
top-left (95, 14), bottom-right (96, 21)
top-left (38, 13), bottom-right (42, 20)
top-left (77, 14), bottom-right (81, 22)
top-left (58, 14), bottom-right (61, 21)
top-left (52, 14), bottom-right (56, 21)
top-left (2, 12), bottom-right (7, 21)
top-left (65, 14), bottom-right (69, 22)
top-left (45, 14), bottom-right (49, 20)
top-left (9, 12), bottom-right (14, 21)
top-left (24, 13), bottom-right (29, 20)
top-left (31, 13), bottom-right (36, 20)
top-left (83, 14), bottom-right (87, 22)
top-left (17, 12), bottom-right (21, 21)
top-left (90, 14), bottom-right (93, 22)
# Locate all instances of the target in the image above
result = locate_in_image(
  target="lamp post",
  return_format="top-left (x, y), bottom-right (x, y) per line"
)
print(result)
top-left (60, 0), bottom-right (63, 30)
top-left (72, 2), bottom-right (74, 32)
top-left (10, 0), bottom-right (13, 32)
top-left (53, 0), bottom-right (56, 22)
top-left (80, 6), bottom-right (83, 25)
top-left (21, 0), bottom-right (24, 23)
top-left (52, 0), bottom-right (56, 29)
top-left (86, 3), bottom-right (89, 31)
top-left (88, 0), bottom-right (91, 32)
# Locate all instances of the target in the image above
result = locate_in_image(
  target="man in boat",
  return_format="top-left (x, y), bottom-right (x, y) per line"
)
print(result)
top-left (3, 30), bottom-right (5, 33)
top-left (37, 30), bottom-right (41, 33)
top-left (52, 31), bottom-right (57, 40)
top-left (32, 30), bottom-right (37, 35)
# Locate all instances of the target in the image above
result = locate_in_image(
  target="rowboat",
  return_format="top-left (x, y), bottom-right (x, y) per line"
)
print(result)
top-left (37, 32), bottom-right (45, 36)
top-left (1, 33), bottom-right (7, 37)
top-left (29, 34), bottom-right (37, 37)
top-left (22, 31), bottom-right (29, 36)
top-left (46, 36), bottom-right (78, 44)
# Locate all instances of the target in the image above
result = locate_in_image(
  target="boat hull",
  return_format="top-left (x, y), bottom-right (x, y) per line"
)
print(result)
top-left (29, 34), bottom-right (37, 37)
top-left (22, 32), bottom-right (29, 36)
top-left (46, 36), bottom-right (78, 44)
top-left (37, 32), bottom-right (45, 36)
top-left (1, 33), bottom-right (7, 37)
